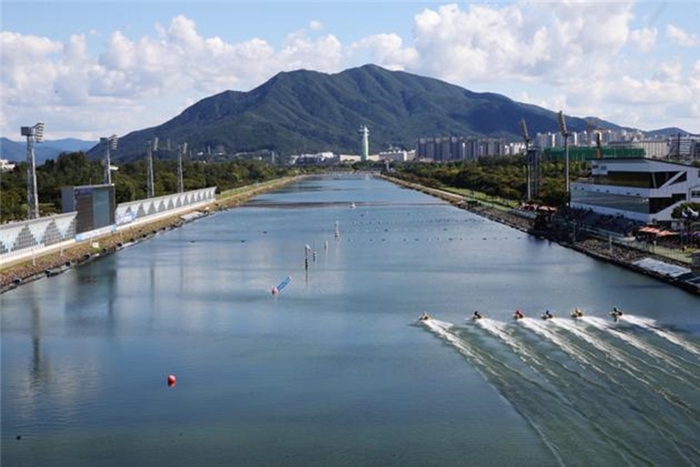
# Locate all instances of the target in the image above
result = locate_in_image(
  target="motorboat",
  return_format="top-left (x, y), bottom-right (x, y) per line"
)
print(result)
top-left (472, 311), bottom-right (484, 320)
top-left (571, 308), bottom-right (584, 319)
top-left (513, 309), bottom-right (525, 320)
top-left (610, 307), bottom-right (623, 322)
top-left (541, 310), bottom-right (554, 320)
top-left (418, 312), bottom-right (431, 321)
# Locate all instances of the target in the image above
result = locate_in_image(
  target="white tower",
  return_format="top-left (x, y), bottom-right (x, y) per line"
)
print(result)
top-left (359, 125), bottom-right (369, 161)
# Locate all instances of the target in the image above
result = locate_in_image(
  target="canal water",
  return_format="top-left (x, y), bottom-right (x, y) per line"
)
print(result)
top-left (3, 175), bottom-right (700, 466)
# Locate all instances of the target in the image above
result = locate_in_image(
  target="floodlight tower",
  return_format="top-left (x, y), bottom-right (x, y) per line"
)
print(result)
top-left (520, 118), bottom-right (532, 201)
top-left (178, 142), bottom-right (187, 193)
top-left (20, 122), bottom-right (44, 219)
top-left (100, 134), bottom-right (118, 184)
top-left (557, 110), bottom-right (570, 205)
top-left (359, 125), bottom-right (369, 161)
top-left (146, 140), bottom-right (155, 198)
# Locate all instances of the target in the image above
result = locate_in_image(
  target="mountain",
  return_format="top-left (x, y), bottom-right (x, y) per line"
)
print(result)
top-left (46, 138), bottom-right (97, 153)
top-left (1, 137), bottom-right (96, 164)
top-left (643, 127), bottom-right (696, 138)
top-left (79, 64), bottom-right (684, 161)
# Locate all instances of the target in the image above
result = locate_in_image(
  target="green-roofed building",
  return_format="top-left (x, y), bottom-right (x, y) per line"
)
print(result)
top-left (544, 146), bottom-right (645, 162)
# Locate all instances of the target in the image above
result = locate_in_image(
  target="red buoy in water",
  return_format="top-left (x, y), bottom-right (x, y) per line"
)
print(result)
top-left (167, 374), bottom-right (176, 387)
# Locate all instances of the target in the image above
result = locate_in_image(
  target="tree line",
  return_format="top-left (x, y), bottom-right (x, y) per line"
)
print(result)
top-left (0, 152), bottom-right (299, 223)
top-left (389, 156), bottom-right (700, 223)
top-left (389, 155), bottom-right (580, 207)
top-left (4, 152), bottom-right (698, 225)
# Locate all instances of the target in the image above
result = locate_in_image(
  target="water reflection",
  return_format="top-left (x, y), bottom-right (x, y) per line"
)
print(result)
top-left (29, 296), bottom-right (50, 392)
top-left (2, 175), bottom-right (699, 467)
top-left (65, 266), bottom-right (118, 334)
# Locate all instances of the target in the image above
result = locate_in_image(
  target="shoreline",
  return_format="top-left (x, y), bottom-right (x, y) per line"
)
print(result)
top-left (0, 176), bottom-right (301, 294)
top-left (4, 173), bottom-right (698, 297)
top-left (384, 175), bottom-right (700, 297)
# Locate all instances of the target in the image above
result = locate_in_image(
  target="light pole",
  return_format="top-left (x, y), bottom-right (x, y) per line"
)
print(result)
top-left (100, 134), bottom-right (118, 184)
top-left (557, 110), bottom-right (570, 206)
top-left (146, 140), bottom-right (155, 198)
top-left (520, 118), bottom-right (532, 201)
top-left (178, 142), bottom-right (187, 193)
top-left (20, 122), bottom-right (44, 219)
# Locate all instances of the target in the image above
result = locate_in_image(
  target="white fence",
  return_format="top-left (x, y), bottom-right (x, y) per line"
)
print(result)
top-left (0, 213), bottom-right (77, 264)
top-left (1, 187), bottom-right (217, 265)
top-left (115, 187), bottom-right (216, 227)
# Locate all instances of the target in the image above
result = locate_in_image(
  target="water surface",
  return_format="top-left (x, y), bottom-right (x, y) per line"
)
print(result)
top-left (3, 175), bottom-right (700, 466)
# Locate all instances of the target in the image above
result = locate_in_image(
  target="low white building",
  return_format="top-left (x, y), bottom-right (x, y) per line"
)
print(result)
top-left (376, 150), bottom-right (414, 162)
top-left (612, 139), bottom-right (669, 159)
top-left (0, 159), bottom-right (16, 172)
top-left (570, 158), bottom-right (700, 223)
top-left (338, 154), bottom-right (362, 163)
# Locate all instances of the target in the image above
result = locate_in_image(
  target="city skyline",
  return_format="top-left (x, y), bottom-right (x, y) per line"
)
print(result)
top-left (2, 0), bottom-right (699, 141)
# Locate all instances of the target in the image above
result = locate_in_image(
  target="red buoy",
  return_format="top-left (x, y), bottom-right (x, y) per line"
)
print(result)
top-left (167, 374), bottom-right (176, 387)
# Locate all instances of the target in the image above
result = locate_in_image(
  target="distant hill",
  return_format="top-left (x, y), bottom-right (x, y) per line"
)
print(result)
top-left (6, 64), bottom-right (682, 163)
top-left (47, 138), bottom-right (98, 153)
top-left (96, 64), bottom-right (611, 161)
top-left (643, 127), bottom-right (696, 138)
top-left (1, 137), bottom-right (96, 164)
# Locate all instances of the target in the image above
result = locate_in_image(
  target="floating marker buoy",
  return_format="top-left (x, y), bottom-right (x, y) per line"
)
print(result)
top-left (167, 374), bottom-right (176, 387)
top-left (272, 276), bottom-right (291, 295)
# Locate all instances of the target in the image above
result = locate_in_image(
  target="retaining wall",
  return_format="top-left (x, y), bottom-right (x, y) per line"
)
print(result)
top-left (0, 213), bottom-right (77, 265)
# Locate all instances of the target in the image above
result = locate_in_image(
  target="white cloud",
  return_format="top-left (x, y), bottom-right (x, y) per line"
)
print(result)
top-left (1, 16), bottom-right (353, 138)
top-left (406, 2), bottom-right (698, 132)
top-left (666, 24), bottom-right (700, 47)
top-left (277, 30), bottom-right (343, 72)
top-left (1, 4), bottom-right (699, 139)
top-left (412, 4), bottom-right (527, 82)
top-left (616, 74), bottom-right (690, 105)
top-left (350, 33), bottom-right (418, 70)
top-left (0, 32), bottom-right (62, 107)
top-left (691, 61), bottom-right (700, 90)
top-left (629, 27), bottom-right (657, 52)
top-left (408, 2), bottom-right (641, 87)
top-left (653, 60), bottom-right (683, 82)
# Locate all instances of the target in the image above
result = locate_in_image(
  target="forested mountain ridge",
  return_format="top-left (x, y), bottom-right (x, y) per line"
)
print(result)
top-left (1, 137), bottom-right (96, 163)
top-left (87, 64), bottom-right (632, 162)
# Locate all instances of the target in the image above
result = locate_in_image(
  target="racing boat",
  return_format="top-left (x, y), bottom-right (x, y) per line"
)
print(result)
top-left (609, 307), bottom-right (623, 322)
top-left (513, 309), bottom-right (525, 320)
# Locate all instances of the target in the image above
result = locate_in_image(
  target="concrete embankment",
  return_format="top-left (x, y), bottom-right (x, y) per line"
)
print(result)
top-left (384, 175), bottom-right (700, 296)
top-left (384, 176), bottom-right (533, 232)
top-left (0, 176), bottom-right (301, 294)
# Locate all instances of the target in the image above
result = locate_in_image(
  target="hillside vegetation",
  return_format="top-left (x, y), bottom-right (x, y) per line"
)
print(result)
top-left (89, 65), bottom-right (620, 162)
top-left (391, 156), bottom-right (578, 207)
top-left (0, 152), bottom-right (298, 222)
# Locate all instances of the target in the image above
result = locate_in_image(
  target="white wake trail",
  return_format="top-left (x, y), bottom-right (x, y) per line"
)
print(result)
top-left (619, 315), bottom-right (700, 357)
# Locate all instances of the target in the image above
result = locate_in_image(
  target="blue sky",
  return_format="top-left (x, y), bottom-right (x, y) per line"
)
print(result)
top-left (2, 1), bottom-right (699, 141)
